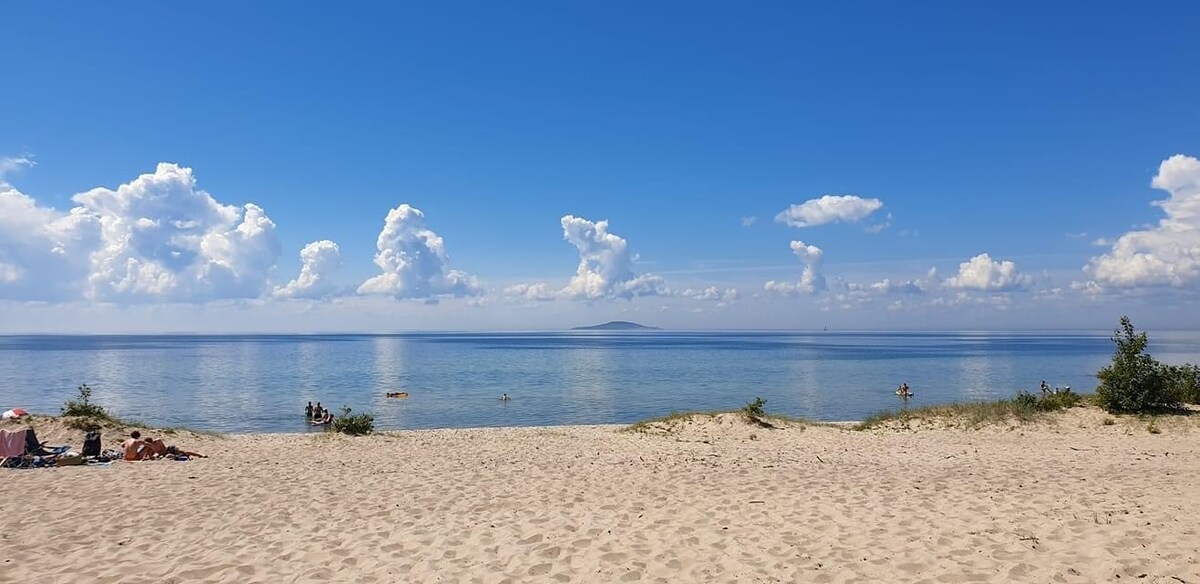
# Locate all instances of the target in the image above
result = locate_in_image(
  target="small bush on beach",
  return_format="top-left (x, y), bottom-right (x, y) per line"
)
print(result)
top-left (1036, 390), bottom-right (1082, 411)
top-left (331, 406), bottom-right (374, 435)
top-left (61, 383), bottom-right (111, 419)
top-left (1095, 317), bottom-right (1184, 413)
top-left (741, 397), bottom-right (767, 421)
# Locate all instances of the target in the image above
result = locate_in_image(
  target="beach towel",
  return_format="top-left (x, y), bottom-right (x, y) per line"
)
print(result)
top-left (0, 428), bottom-right (28, 458)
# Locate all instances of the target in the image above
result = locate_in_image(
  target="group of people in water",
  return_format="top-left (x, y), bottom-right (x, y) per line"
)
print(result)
top-left (1040, 380), bottom-right (1071, 394)
top-left (305, 401), bottom-right (334, 425)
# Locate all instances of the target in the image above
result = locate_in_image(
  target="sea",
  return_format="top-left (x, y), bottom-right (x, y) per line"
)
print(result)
top-left (3, 331), bottom-right (1199, 434)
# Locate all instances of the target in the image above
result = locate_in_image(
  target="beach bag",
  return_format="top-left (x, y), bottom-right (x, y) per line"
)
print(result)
top-left (82, 431), bottom-right (101, 457)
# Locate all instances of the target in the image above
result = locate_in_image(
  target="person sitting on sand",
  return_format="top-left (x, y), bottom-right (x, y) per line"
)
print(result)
top-left (305, 401), bottom-right (314, 419)
top-left (121, 431), bottom-right (152, 461)
top-left (142, 435), bottom-right (207, 459)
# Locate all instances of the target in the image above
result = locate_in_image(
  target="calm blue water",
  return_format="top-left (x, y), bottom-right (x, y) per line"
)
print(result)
top-left (3, 331), bottom-right (1199, 433)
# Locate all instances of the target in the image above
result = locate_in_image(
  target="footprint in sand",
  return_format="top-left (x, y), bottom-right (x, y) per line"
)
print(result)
top-left (528, 563), bottom-right (552, 576)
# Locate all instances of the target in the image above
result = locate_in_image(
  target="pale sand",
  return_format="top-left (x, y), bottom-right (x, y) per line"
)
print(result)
top-left (2, 408), bottom-right (1199, 583)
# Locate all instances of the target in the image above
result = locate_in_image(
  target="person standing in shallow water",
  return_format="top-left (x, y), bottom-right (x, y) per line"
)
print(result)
top-left (305, 401), bottom-right (314, 419)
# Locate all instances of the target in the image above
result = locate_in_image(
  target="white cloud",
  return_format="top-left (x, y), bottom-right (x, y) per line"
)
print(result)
top-left (764, 240), bottom-right (826, 295)
top-left (74, 163), bottom-right (282, 302)
top-left (507, 215), bottom-right (669, 302)
top-left (740, 216), bottom-right (757, 227)
top-left (2, 162), bottom-right (281, 302)
top-left (944, 253), bottom-right (1031, 291)
top-left (775, 195), bottom-right (884, 228)
top-left (358, 204), bottom-right (483, 300)
top-left (275, 240), bottom-right (342, 299)
top-left (1085, 154), bottom-right (1200, 289)
top-left (0, 182), bottom-right (101, 300)
top-left (0, 156), bottom-right (35, 179)
top-left (503, 282), bottom-right (558, 302)
top-left (682, 286), bottom-right (740, 302)
top-left (854, 277), bottom-right (925, 295)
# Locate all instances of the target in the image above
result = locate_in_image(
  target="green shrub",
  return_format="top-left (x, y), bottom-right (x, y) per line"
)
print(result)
top-left (1095, 317), bottom-right (1180, 413)
top-left (330, 405), bottom-right (374, 435)
top-left (1013, 391), bottom-right (1038, 409)
top-left (61, 384), bottom-right (111, 419)
top-left (1035, 390), bottom-right (1082, 412)
top-left (741, 397), bottom-right (767, 421)
top-left (1166, 363), bottom-right (1200, 405)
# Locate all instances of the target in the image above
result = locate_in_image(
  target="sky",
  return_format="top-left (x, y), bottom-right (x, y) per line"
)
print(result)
top-left (1, 1), bottom-right (1199, 332)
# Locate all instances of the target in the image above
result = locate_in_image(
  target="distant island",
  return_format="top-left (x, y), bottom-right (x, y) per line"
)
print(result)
top-left (571, 321), bottom-right (660, 331)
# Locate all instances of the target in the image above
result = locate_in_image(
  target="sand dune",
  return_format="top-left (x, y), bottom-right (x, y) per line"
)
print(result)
top-left (2, 409), bottom-right (1198, 583)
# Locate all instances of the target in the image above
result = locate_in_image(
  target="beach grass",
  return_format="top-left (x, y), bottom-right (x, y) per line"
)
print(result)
top-left (854, 391), bottom-right (1086, 430)
top-left (624, 409), bottom-right (835, 434)
top-left (51, 413), bottom-right (226, 438)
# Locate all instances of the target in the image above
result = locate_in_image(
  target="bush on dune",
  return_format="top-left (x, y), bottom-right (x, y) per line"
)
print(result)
top-left (1095, 316), bottom-right (1195, 413)
top-left (331, 406), bottom-right (375, 435)
top-left (61, 384), bottom-right (112, 420)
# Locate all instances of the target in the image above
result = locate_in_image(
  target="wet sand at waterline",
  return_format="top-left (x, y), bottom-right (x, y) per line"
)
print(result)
top-left (2, 408), bottom-right (1198, 583)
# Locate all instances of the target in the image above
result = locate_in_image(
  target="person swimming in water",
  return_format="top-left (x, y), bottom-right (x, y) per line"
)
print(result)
top-left (500, 393), bottom-right (511, 401)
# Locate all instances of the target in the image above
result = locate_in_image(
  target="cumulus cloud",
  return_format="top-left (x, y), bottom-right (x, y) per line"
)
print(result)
top-left (503, 216), bottom-right (669, 302)
top-left (0, 181), bottom-right (101, 300)
top-left (357, 204), bottom-right (482, 300)
top-left (944, 253), bottom-right (1031, 291)
top-left (74, 163), bottom-right (281, 301)
top-left (681, 286), bottom-right (739, 302)
top-left (764, 240), bottom-right (826, 295)
top-left (556, 215), bottom-right (672, 300)
top-left (1085, 154), bottom-right (1200, 289)
top-left (775, 195), bottom-right (884, 228)
top-left (1, 162), bottom-right (282, 302)
top-left (275, 240), bottom-right (342, 299)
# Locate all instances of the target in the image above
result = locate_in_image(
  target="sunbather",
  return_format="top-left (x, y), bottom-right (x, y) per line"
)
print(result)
top-left (121, 431), bottom-right (153, 461)
top-left (143, 436), bottom-right (207, 459)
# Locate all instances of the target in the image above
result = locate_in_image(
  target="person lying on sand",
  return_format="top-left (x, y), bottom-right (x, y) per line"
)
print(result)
top-left (121, 431), bottom-right (153, 461)
top-left (143, 436), bottom-right (207, 459)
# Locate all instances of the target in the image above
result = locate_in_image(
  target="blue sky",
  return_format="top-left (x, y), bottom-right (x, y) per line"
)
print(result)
top-left (2, 2), bottom-right (1199, 331)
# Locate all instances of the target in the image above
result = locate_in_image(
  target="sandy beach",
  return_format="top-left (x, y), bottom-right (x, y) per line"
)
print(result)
top-left (2, 409), bottom-right (1198, 584)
